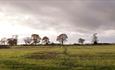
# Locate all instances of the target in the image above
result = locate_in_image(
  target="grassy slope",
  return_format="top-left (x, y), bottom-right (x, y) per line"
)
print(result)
top-left (0, 45), bottom-right (114, 70)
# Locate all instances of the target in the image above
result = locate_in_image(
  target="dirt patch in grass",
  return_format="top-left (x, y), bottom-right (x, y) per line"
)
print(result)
top-left (25, 52), bottom-right (63, 59)
top-left (68, 53), bottom-right (115, 60)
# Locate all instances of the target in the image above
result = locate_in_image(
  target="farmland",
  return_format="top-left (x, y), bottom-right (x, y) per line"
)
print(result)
top-left (0, 45), bottom-right (115, 70)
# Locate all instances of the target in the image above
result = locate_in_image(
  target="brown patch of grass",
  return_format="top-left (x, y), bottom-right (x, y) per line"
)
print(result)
top-left (25, 52), bottom-right (63, 59)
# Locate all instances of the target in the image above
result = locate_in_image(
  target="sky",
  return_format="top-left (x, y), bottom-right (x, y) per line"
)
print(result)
top-left (0, 0), bottom-right (115, 44)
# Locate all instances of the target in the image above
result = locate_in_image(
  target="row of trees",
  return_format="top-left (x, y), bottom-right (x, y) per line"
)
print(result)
top-left (24, 34), bottom-right (68, 45)
top-left (78, 33), bottom-right (98, 44)
top-left (0, 35), bottom-right (18, 46)
top-left (0, 33), bottom-right (98, 46)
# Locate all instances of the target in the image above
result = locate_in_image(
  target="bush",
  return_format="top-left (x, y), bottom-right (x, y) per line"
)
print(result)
top-left (0, 45), bottom-right (10, 49)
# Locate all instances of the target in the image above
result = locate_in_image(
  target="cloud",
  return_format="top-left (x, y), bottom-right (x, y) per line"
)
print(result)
top-left (0, 0), bottom-right (115, 43)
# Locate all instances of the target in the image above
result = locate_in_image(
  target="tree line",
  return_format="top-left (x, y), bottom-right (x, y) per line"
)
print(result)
top-left (0, 33), bottom-right (98, 46)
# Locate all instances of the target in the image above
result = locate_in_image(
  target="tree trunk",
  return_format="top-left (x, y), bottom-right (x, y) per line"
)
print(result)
top-left (62, 41), bottom-right (64, 45)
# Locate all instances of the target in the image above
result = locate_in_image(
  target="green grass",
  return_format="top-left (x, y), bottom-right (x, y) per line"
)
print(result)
top-left (0, 45), bottom-right (114, 70)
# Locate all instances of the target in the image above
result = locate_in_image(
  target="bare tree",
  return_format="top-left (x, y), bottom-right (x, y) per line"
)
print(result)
top-left (92, 33), bottom-right (98, 44)
top-left (0, 37), bottom-right (7, 45)
top-left (78, 38), bottom-right (85, 44)
top-left (24, 37), bottom-right (32, 45)
top-left (42, 36), bottom-right (50, 45)
top-left (31, 34), bottom-right (41, 45)
top-left (57, 34), bottom-right (68, 45)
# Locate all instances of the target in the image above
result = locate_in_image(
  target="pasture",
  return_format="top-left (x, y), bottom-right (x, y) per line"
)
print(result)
top-left (0, 45), bottom-right (114, 70)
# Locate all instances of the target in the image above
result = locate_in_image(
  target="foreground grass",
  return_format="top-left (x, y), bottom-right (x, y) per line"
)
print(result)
top-left (0, 45), bottom-right (114, 70)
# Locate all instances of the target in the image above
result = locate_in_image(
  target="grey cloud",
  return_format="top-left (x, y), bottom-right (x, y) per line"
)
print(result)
top-left (0, 0), bottom-right (115, 43)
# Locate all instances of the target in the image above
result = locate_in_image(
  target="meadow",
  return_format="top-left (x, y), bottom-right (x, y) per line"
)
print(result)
top-left (0, 45), bottom-right (115, 70)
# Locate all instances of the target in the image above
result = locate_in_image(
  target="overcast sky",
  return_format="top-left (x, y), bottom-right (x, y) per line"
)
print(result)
top-left (0, 0), bottom-right (115, 44)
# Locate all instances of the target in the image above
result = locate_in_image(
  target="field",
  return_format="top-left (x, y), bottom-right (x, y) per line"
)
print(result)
top-left (0, 45), bottom-right (115, 70)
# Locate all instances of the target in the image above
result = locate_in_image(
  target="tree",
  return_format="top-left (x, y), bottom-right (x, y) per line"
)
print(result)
top-left (0, 37), bottom-right (7, 45)
top-left (92, 33), bottom-right (98, 44)
top-left (7, 35), bottom-right (18, 46)
top-left (78, 38), bottom-right (85, 44)
top-left (57, 34), bottom-right (68, 45)
top-left (24, 37), bottom-right (32, 45)
top-left (7, 38), bottom-right (14, 46)
top-left (42, 36), bottom-right (50, 45)
top-left (31, 34), bottom-right (41, 45)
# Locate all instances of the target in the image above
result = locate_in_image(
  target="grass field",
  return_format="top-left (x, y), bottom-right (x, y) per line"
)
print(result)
top-left (0, 45), bottom-right (115, 70)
